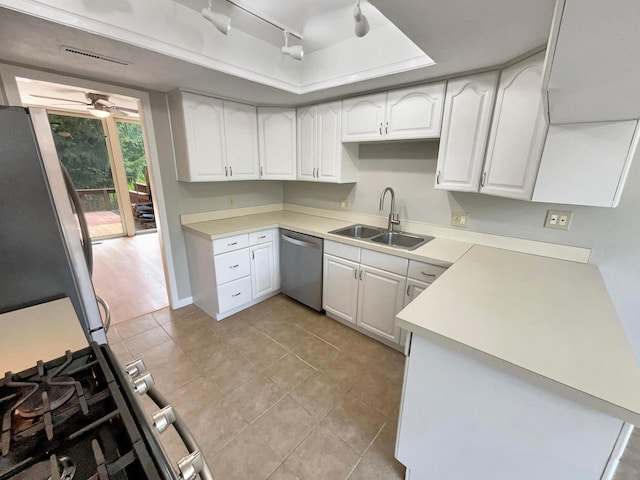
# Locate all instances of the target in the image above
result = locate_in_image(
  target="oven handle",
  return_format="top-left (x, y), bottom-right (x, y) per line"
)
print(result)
top-left (147, 386), bottom-right (214, 480)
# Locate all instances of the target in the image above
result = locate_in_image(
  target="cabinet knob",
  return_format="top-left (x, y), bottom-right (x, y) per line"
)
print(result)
top-left (225, 166), bottom-right (228, 177)
top-left (481, 171), bottom-right (487, 187)
top-left (260, 166), bottom-right (264, 177)
top-left (379, 123), bottom-right (382, 135)
top-left (229, 264), bottom-right (239, 269)
top-left (228, 241), bottom-right (238, 246)
top-left (232, 292), bottom-right (242, 297)
top-left (229, 166), bottom-right (233, 177)
top-left (436, 170), bottom-right (441, 185)
top-left (421, 272), bottom-right (436, 278)
top-left (354, 269), bottom-right (358, 280)
top-left (359, 270), bottom-right (363, 280)
top-left (385, 121), bottom-right (389, 135)
top-left (407, 285), bottom-right (411, 296)
top-left (258, 235), bottom-right (266, 239)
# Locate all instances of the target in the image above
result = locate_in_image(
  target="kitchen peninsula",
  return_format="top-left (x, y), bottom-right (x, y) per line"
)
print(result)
top-left (396, 246), bottom-right (640, 480)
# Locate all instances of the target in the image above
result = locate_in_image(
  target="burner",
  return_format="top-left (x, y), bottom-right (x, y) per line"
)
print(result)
top-left (15, 377), bottom-right (76, 419)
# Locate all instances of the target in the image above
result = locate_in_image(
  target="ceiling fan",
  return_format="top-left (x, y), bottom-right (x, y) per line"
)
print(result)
top-left (29, 92), bottom-right (139, 118)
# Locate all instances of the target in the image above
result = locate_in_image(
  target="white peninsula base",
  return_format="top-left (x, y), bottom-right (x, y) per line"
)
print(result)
top-left (396, 335), bottom-right (627, 480)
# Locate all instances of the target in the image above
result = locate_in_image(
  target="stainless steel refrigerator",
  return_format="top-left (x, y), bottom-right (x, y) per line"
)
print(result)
top-left (0, 106), bottom-right (107, 343)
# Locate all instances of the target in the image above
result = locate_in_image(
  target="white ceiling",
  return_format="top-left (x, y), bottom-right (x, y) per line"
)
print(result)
top-left (0, 0), bottom-right (557, 106)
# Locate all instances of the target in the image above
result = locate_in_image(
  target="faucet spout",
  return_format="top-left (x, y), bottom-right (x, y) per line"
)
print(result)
top-left (379, 187), bottom-right (400, 232)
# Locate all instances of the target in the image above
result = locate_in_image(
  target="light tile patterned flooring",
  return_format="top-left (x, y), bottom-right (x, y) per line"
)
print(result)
top-left (108, 295), bottom-right (406, 480)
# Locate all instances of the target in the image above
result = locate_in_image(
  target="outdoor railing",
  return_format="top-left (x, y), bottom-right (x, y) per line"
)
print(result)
top-left (77, 187), bottom-right (118, 212)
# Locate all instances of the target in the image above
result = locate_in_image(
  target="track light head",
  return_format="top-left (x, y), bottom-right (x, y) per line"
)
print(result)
top-left (353, 1), bottom-right (370, 38)
top-left (202, 4), bottom-right (231, 35)
top-left (282, 31), bottom-right (304, 61)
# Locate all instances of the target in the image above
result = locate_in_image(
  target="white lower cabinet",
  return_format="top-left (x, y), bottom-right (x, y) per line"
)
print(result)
top-left (357, 265), bottom-right (406, 342)
top-left (322, 241), bottom-right (409, 346)
top-left (184, 228), bottom-right (279, 320)
top-left (250, 241), bottom-right (278, 299)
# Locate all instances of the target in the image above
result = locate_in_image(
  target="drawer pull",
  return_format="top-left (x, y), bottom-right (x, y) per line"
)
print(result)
top-left (421, 272), bottom-right (436, 278)
top-left (258, 235), bottom-right (267, 239)
top-left (407, 285), bottom-right (411, 296)
top-left (232, 292), bottom-right (242, 297)
top-left (229, 264), bottom-right (239, 269)
top-left (228, 241), bottom-right (238, 246)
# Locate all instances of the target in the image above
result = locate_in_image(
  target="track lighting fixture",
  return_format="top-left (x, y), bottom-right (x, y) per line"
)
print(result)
top-left (202, 0), bottom-right (231, 35)
top-left (282, 31), bottom-right (304, 61)
top-left (353, 0), bottom-right (370, 38)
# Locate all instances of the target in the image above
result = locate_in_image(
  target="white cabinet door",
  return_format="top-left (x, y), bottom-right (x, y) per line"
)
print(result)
top-left (481, 53), bottom-right (548, 200)
top-left (250, 242), bottom-right (276, 299)
top-left (404, 278), bottom-right (430, 307)
top-left (258, 107), bottom-right (297, 180)
top-left (357, 265), bottom-right (406, 343)
top-left (178, 92), bottom-right (227, 182)
top-left (385, 83), bottom-right (445, 140)
top-left (341, 93), bottom-right (386, 142)
top-left (323, 254), bottom-right (359, 325)
top-left (296, 105), bottom-right (317, 181)
top-left (224, 101), bottom-right (259, 181)
top-left (316, 101), bottom-right (343, 182)
top-left (435, 72), bottom-right (499, 192)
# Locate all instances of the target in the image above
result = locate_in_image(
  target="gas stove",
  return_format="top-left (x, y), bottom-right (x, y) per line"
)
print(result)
top-left (0, 343), bottom-right (206, 480)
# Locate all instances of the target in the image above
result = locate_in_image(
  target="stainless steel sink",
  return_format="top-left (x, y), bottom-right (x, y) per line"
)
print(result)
top-left (329, 224), bottom-right (385, 239)
top-left (369, 231), bottom-right (433, 250)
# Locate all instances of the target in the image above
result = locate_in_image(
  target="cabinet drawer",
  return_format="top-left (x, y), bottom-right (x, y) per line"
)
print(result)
top-left (407, 260), bottom-right (447, 282)
top-left (213, 233), bottom-right (249, 254)
top-left (361, 248), bottom-right (408, 276)
top-left (214, 248), bottom-right (250, 284)
top-left (250, 229), bottom-right (273, 245)
top-left (324, 240), bottom-right (360, 262)
top-left (217, 276), bottom-right (252, 313)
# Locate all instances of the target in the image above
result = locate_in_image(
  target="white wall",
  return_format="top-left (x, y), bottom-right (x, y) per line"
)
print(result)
top-left (283, 141), bottom-right (640, 359)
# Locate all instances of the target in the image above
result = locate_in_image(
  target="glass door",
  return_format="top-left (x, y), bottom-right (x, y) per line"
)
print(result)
top-left (115, 120), bottom-right (154, 233)
top-left (48, 113), bottom-right (125, 239)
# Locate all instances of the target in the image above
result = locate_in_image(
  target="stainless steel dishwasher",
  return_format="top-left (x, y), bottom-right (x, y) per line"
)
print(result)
top-left (280, 229), bottom-right (323, 311)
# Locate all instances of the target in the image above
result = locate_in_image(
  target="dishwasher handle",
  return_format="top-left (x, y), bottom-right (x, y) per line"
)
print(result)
top-left (281, 233), bottom-right (321, 249)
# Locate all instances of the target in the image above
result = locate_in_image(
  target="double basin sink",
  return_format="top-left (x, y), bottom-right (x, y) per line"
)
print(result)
top-left (329, 224), bottom-right (433, 251)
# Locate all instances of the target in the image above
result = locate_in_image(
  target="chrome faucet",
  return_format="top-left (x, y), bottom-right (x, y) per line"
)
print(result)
top-left (379, 186), bottom-right (400, 232)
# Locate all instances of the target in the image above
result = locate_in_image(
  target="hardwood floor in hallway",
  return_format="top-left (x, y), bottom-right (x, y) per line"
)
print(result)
top-left (92, 232), bottom-right (168, 325)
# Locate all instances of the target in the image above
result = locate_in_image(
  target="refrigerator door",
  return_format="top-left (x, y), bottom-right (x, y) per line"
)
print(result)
top-left (0, 107), bottom-right (105, 343)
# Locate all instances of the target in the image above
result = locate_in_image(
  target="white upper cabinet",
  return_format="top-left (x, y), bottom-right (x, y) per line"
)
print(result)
top-left (385, 84), bottom-right (446, 140)
top-left (297, 101), bottom-right (357, 183)
top-left (258, 107), bottom-right (297, 180)
top-left (341, 93), bottom-right (387, 142)
top-left (532, 121), bottom-right (639, 207)
top-left (341, 83), bottom-right (445, 142)
top-left (435, 72), bottom-right (499, 192)
top-left (168, 91), bottom-right (260, 182)
top-left (481, 52), bottom-right (548, 200)
top-left (169, 91), bottom-right (227, 182)
top-left (296, 105), bottom-right (316, 182)
top-left (223, 101), bottom-right (259, 181)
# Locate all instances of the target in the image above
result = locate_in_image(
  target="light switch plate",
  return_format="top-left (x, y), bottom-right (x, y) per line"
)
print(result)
top-left (544, 209), bottom-right (572, 230)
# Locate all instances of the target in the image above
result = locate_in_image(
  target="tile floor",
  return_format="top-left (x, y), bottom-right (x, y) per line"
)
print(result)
top-left (108, 294), bottom-right (406, 480)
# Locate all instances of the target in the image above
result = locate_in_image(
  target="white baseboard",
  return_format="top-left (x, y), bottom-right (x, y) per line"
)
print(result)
top-left (171, 296), bottom-right (193, 309)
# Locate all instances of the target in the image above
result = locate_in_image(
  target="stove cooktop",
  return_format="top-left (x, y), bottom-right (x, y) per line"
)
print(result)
top-left (0, 343), bottom-right (174, 480)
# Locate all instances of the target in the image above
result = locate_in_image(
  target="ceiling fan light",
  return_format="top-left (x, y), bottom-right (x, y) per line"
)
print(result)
top-left (353, 3), bottom-right (370, 38)
top-left (88, 107), bottom-right (110, 118)
top-left (202, 7), bottom-right (231, 35)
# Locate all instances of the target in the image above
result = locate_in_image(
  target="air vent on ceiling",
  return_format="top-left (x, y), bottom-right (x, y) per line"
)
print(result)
top-left (60, 45), bottom-right (130, 66)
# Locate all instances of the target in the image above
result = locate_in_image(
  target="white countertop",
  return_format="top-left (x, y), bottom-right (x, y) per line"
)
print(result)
top-left (396, 246), bottom-right (640, 425)
top-left (0, 298), bottom-right (88, 373)
top-left (182, 210), bottom-right (473, 266)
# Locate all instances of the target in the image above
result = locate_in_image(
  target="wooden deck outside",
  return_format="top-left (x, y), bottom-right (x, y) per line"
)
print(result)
top-left (85, 210), bottom-right (123, 238)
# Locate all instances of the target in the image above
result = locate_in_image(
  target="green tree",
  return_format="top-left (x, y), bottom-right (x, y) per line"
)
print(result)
top-left (116, 121), bottom-right (147, 187)
top-left (48, 114), bottom-right (113, 189)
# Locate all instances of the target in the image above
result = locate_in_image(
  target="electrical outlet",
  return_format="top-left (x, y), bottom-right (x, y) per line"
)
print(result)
top-left (340, 199), bottom-right (350, 210)
top-left (451, 211), bottom-right (468, 227)
top-left (544, 209), bottom-right (572, 230)
top-left (228, 196), bottom-right (234, 207)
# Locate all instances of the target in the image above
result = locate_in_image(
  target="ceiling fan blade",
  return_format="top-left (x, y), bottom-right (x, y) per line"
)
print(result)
top-left (29, 94), bottom-right (90, 105)
top-left (109, 105), bottom-right (139, 114)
